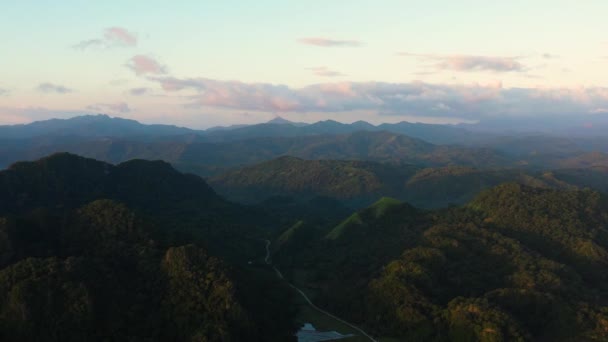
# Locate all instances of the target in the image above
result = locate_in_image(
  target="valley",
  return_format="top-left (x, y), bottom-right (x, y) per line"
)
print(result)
top-left (1, 116), bottom-right (608, 341)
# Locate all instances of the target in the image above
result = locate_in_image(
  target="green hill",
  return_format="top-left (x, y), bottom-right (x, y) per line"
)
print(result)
top-left (211, 156), bottom-right (608, 209)
top-left (275, 184), bottom-right (608, 341)
top-left (325, 197), bottom-right (403, 240)
top-left (210, 156), bottom-right (418, 206)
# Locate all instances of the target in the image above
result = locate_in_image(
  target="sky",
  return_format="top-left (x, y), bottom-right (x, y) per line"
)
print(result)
top-left (1, 1), bottom-right (608, 129)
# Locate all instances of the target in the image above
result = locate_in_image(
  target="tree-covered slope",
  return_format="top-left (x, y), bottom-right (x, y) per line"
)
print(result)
top-left (0, 152), bottom-right (219, 213)
top-left (0, 153), bottom-right (298, 341)
top-left (0, 200), bottom-right (296, 341)
top-left (209, 156), bottom-right (419, 205)
top-left (211, 156), bottom-right (606, 209)
top-left (274, 184), bottom-right (608, 341)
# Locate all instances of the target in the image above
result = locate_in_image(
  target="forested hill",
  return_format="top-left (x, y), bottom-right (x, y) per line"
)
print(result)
top-left (0, 152), bottom-right (219, 213)
top-left (0, 153), bottom-right (298, 341)
top-left (210, 155), bottom-right (608, 209)
top-left (209, 156), bottom-right (420, 206)
top-left (273, 184), bottom-right (608, 341)
top-left (0, 130), bottom-right (512, 176)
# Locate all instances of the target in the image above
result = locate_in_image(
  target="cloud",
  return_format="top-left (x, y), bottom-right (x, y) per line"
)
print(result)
top-left (297, 37), bottom-right (362, 47)
top-left (308, 67), bottom-right (345, 77)
top-left (73, 27), bottom-right (137, 50)
top-left (126, 55), bottom-right (167, 76)
top-left (129, 87), bottom-right (150, 96)
top-left (146, 76), bottom-right (608, 119)
top-left (37, 83), bottom-right (73, 94)
top-left (86, 102), bottom-right (131, 113)
top-left (0, 88), bottom-right (9, 96)
top-left (542, 53), bottom-right (559, 59)
top-left (400, 53), bottom-right (524, 72)
top-left (104, 27), bottom-right (137, 46)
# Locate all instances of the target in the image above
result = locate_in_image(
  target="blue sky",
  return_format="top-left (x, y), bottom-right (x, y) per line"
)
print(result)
top-left (1, 1), bottom-right (608, 128)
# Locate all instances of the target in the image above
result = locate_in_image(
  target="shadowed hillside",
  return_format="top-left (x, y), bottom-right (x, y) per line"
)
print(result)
top-left (0, 153), bottom-right (298, 341)
top-left (273, 184), bottom-right (608, 341)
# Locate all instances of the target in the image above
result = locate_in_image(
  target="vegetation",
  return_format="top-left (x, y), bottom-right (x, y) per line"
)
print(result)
top-left (274, 184), bottom-right (608, 341)
top-left (2, 142), bottom-right (608, 341)
top-left (0, 153), bottom-right (297, 341)
top-left (211, 156), bottom-right (608, 209)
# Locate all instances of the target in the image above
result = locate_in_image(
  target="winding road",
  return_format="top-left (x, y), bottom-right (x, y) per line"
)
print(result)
top-left (264, 239), bottom-right (378, 342)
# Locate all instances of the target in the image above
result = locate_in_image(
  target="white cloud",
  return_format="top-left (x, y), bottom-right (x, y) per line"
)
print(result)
top-left (147, 76), bottom-right (608, 119)
top-left (400, 53), bottom-right (524, 72)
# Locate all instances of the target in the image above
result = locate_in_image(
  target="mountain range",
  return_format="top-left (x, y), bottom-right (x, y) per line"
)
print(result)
top-left (3, 115), bottom-right (608, 177)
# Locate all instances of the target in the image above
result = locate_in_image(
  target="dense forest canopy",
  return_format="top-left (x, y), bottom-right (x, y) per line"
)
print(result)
top-left (0, 132), bottom-right (608, 341)
top-left (272, 185), bottom-right (608, 341)
top-left (0, 154), bottom-right (297, 341)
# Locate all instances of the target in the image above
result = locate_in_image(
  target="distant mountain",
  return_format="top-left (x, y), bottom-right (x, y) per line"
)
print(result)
top-left (0, 114), bottom-right (197, 139)
top-left (0, 114), bottom-right (481, 146)
top-left (205, 124), bottom-right (250, 132)
top-left (186, 130), bottom-right (512, 173)
top-left (3, 115), bottom-right (608, 177)
top-left (0, 130), bottom-right (512, 175)
top-left (266, 116), bottom-right (308, 126)
top-left (206, 116), bottom-right (308, 132)
top-left (7, 114), bottom-right (608, 150)
top-left (202, 118), bottom-right (476, 144)
top-left (465, 114), bottom-right (608, 137)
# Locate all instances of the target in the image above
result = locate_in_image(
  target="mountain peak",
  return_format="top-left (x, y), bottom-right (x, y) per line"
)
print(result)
top-left (267, 116), bottom-right (295, 125)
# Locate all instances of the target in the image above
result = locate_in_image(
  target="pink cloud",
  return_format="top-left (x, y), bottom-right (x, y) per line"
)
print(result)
top-left (298, 37), bottom-right (361, 47)
top-left (104, 27), bottom-right (137, 46)
top-left (73, 27), bottom-right (137, 50)
top-left (147, 76), bottom-right (608, 118)
top-left (126, 55), bottom-right (167, 76)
